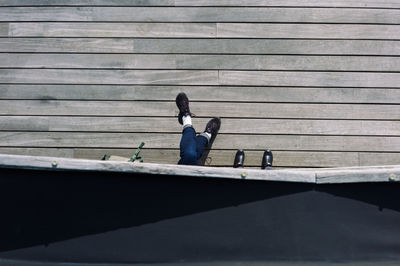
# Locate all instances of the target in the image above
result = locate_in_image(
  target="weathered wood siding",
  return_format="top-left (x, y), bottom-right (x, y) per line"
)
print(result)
top-left (0, 0), bottom-right (399, 168)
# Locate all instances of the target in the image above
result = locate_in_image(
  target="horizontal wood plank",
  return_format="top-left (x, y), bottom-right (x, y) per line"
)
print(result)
top-left (6, 23), bottom-right (217, 37)
top-left (132, 39), bottom-right (400, 55)
top-left (0, 0), bottom-right (174, 6)
top-left (217, 23), bottom-right (400, 39)
top-left (1, 101), bottom-right (399, 120)
top-left (2, 39), bottom-right (400, 55)
top-left (0, 38), bottom-right (135, 53)
top-left (177, 55), bottom-right (400, 71)
top-left (360, 153), bottom-right (400, 166)
top-left (219, 71), bottom-right (400, 87)
top-left (1, 116), bottom-right (399, 136)
top-left (316, 166), bottom-right (400, 183)
top-left (3, 54), bottom-right (400, 72)
top-left (175, 0), bottom-right (400, 8)
top-left (2, 69), bottom-right (400, 87)
top-left (1, 85), bottom-right (399, 104)
top-left (0, 148), bottom-right (398, 168)
top-left (0, 69), bottom-right (218, 85)
top-left (1, 132), bottom-right (399, 152)
top-left (0, 147), bottom-right (74, 157)
top-left (0, 54), bottom-right (177, 69)
top-left (1, 0), bottom-right (399, 8)
top-left (1, 7), bottom-right (399, 24)
top-left (5, 23), bottom-right (400, 39)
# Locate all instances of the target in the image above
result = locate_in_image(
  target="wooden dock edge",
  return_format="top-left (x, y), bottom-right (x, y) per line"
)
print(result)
top-left (0, 153), bottom-right (399, 184)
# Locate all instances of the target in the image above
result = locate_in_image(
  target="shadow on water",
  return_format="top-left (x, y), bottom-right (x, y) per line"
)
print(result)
top-left (1, 167), bottom-right (400, 263)
top-left (0, 168), bottom-right (310, 251)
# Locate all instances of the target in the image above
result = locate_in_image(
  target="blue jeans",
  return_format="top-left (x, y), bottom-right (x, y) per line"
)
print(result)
top-left (178, 126), bottom-right (208, 165)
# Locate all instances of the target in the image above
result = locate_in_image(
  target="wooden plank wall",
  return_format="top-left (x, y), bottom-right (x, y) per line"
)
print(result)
top-left (0, 0), bottom-right (399, 168)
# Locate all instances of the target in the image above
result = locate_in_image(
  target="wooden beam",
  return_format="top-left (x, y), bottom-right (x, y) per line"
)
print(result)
top-left (0, 153), bottom-right (399, 183)
top-left (0, 153), bottom-right (316, 183)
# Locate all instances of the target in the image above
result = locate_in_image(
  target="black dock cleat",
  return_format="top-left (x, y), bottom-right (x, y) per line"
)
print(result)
top-left (233, 150), bottom-right (245, 168)
top-left (261, 149), bottom-right (273, 169)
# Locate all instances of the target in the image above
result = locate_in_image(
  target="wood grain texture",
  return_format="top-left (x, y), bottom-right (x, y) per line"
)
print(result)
top-left (0, 54), bottom-right (177, 69)
top-left (1, 116), bottom-right (399, 136)
top-left (1, 2), bottom-right (399, 169)
top-left (217, 23), bottom-right (400, 39)
top-left (2, 69), bottom-right (400, 87)
top-left (0, 23), bottom-right (8, 36)
top-left (131, 39), bottom-right (400, 55)
top-left (0, 69), bottom-right (218, 85)
top-left (0, 38), bottom-right (135, 53)
top-left (75, 148), bottom-right (361, 167)
top-left (1, 101), bottom-right (399, 120)
top-left (1, 0), bottom-right (399, 8)
top-left (0, 0), bottom-right (174, 6)
top-left (360, 153), bottom-right (400, 166)
top-left (1, 85), bottom-right (399, 104)
top-left (3, 39), bottom-right (399, 55)
top-left (1, 148), bottom-right (398, 168)
top-left (7, 23), bottom-right (216, 37)
top-left (0, 147), bottom-right (74, 157)
top-left (175, 0), bottom-right (400, 8)
top-left (219, 71), bottom-right (400, 87)
top-left (3, 54), bottom-right (400, 72)
top-left (0, 153), bottom-right (317, 183)
top-left (1, 132), bottom-right (399, 152)
top-left (316, 166), bottom-right (400, 183)
top-left (176, 55), bottom-right (400, 71)
top-left (1, 153), bottom-right (399, 183)
top-left (1, 7), bottom-right (399, 24)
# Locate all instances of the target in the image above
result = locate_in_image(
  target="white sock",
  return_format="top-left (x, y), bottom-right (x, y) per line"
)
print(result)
top-left (200, 131), bottom-right (212, 142)
top-left (183, 115), bottom-right (192, 127)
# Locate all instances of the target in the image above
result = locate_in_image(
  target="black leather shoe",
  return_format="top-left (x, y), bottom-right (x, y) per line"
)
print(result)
top-left (204, 117), bottom-right (221, 136)
top-left (233, 150), bottom-right (245, 168)
top-left (261, 149), bottom-right (273, 169)
top-left (176, 92), bottom-right (191, 125)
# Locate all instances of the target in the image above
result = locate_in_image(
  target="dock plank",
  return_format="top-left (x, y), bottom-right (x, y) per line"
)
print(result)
top-left (132, 39), bottom-right (400, 55)
top-left (0, 153), bottom-right (317, 183)
top-left (1, 85), bottom-right (399, 104)
top-left (0, 2), bottom-right (399, 169)
top-left (2, 69), bottom-right (400, 87)
top-left (0, 0), bottom-right (174, 6)
top-left (174, 0), bottom-right (400, 8)
top-left (0, 54), bottom-right (177, 69)
top-left (2, 39), bottom-right (400, 55)
top-left (1, 101), bottom-right (399, 120)
top-left (1, 0), bottom-right (399, 8)
top-left (0, 148), bottom-right (397, 168)
top-left (3, 54), bottom-right (400, 72)
top-left (1, 116), bottom-right (399, 136)
top-left (1, 132), bottom-right (399, 152)
top-left (219, 71), bottom-right (400, 87)
top-left (7, 23), bottom-right (217, 37)
top-left (0, 38), bottom-right (135, 53)
top-left (217, 23), bottom-right (400, 39)
top-left (0, 69), bottom-right (218, 85)
top-left (1, 7), bottom-right (399, 24)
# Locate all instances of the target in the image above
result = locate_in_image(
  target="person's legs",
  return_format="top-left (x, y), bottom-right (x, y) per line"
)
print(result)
top-left (176, 92), bottom-right (221, 165)
top-left (195, 135), bottom-right (208, 160)
top-left (178, 126), bottom-right (198, 165)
